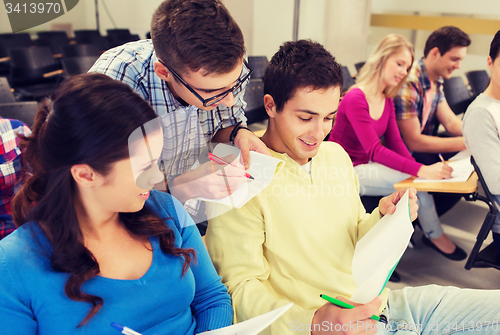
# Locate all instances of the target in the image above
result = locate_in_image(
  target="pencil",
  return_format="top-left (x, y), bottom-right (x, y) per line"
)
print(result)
top-left (207, 152), bottom-right (254, 180)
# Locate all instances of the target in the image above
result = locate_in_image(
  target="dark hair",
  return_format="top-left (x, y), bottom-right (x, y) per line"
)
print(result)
top-left (423, 26), bottom-right (471, 58)
top-left (263, 39), bottom-right (343, 111)
top-left (150, 0), bottom-right (245, 75)
top-left (12, 73), bottom-right (195, 327)
top-left (490, 30), bottom-right (500, 62)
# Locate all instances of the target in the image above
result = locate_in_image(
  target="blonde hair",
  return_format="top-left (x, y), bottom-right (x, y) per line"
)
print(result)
top-left (355, 34), bottom-right (414, 98)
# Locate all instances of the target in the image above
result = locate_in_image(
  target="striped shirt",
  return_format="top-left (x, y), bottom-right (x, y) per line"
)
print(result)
top-left (90, 40), bottom-right (249, 214)
top-left (394, 58), bottom-right (445, 136)
top-left (0, 118), bottom-right (30, 239)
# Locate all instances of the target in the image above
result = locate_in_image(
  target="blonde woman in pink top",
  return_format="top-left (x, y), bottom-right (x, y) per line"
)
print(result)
top-left (330, 34), bottom-right (466, 261)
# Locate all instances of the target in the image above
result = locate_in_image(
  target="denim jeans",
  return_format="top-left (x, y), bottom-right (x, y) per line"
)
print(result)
top-left (354, 163), bottom-right (443, 239)
top-left (376, 285), bottom-right (500, 334)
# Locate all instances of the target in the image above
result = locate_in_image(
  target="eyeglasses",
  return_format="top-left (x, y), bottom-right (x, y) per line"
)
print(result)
top-left (159, 59), bottom-right (252, 107)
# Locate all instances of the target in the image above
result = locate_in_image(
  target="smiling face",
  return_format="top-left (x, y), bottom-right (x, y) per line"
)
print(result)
top-left (434, 46), bottom-right (467, 80)
top-left (381, 47), bottom-right (413, 89)
top-left (94, 127), bottom-right (165, 214)
top-left (264, 86), bottom-right (341, 165)
top-left (155, 59), bottom-right (244, 111)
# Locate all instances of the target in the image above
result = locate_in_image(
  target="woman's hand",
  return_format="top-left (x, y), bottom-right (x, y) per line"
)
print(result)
top-left (417, 162), bottom-right (453, 180)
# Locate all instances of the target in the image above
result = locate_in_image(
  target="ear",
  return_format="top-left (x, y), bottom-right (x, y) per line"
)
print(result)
top-left (154, 61), bottom-right (170, 82)
top-left (429, 47), bottom-right (441, 59)
top-left (70, 164), bottom-right (101, 188)
top-left (263, 94), bottom-right (277, 118)
top-left (487, 55), bottom-right (494, 69)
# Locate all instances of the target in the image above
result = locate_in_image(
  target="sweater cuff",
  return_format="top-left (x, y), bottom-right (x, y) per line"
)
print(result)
top-left (195, 304), bottom-right (234, 333)
top-left (403, 161), bottom-right (422, 177)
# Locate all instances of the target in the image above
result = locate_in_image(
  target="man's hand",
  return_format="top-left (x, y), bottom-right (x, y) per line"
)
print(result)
top-left (169, 154), bottom-right (247, 203)
top-left (233, 128), bottom-right (271, 169)
top-left (379, 188), bottom-right (418, 222)
top-left (311, 296), bottom-right (382, 335)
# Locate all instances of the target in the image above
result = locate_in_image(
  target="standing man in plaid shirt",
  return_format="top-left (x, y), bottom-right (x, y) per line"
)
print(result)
top-left (394, 26), bottom-right (470, 258)
top-left (90, 0), bottom-right (269, 225)
top-left (0, 118), bottom-right (30, 239)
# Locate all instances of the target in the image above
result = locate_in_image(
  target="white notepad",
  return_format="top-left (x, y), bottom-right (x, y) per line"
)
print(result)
top-left (197, 303), bottom-right (293, 335)
top-left (413, 157), bottom-right (474, 183)
top-left (350, 190), bottom-right (413, 304)
top-left (196, 143), bottom-right (285, 209)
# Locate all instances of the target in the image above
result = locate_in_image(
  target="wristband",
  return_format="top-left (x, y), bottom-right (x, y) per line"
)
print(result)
top-left (229, 121), bottom-right (251, 145)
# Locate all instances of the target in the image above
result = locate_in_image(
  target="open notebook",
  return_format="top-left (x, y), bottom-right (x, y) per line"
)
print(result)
top-left (197, 303), bottom-right (293, 335)
top-left (195, 143), bottom-right (285, 209)
top-left (414, 154), bottom-right (474, 183)
top-left (350, 190), bottom-right (413, 304)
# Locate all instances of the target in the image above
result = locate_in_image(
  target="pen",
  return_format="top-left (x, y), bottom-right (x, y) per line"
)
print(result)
top-left (207, 152), bottom-right (254, 180)
top-left (319, 294), bottom-right (387, 324)
top-left (438, 153), bottom-right (447, 165)
top-left (111, 322), bottom-right (143, 335)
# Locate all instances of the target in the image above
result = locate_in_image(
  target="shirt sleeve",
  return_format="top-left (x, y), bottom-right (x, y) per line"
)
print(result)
top-left (383, 100), bottom-right (422, 176)
top-left (0, 245), bottom-right (37, 335)
top-left (345, 91), bottom-right (422, 176)
top-left (89, 48), bottom-right (150, 100)
top-left (206, 200), bottom-right (316, 335)
top-left (463, 107), bottom-right (500, 195)
top-left (172, 198), bottom-right (233, 333)
top-left (394, 78), bottom-right (420, 121)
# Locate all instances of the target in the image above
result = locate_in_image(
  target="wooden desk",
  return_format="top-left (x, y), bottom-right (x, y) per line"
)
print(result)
top-left (394, 172), bottom-right (478, 194)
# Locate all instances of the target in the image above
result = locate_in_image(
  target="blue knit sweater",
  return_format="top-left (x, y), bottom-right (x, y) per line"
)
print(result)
top-left (0, 190), bottom-right (232, 334)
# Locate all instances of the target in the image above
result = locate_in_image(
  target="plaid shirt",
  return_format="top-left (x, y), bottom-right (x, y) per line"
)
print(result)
top-left (0, 118), bottom-right (30, 239)
top-left (90, 40), bottom-right (249, 214)
top-left (394, 58), bottom-right (445, 135)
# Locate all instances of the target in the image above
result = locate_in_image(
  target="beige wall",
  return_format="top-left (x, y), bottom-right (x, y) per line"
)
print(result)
top-left (369, 0), bottom-right (500, 78)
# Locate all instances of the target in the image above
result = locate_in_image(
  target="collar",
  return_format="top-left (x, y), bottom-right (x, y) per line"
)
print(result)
top-left (417, 58), bottom-right (444, 90)
top-left (151, 51), bottom-right (194, 111)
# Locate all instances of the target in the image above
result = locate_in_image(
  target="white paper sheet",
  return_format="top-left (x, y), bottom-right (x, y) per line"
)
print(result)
top-left (413, 157), bottom-right (474, 183)
top-left (350, 190), bottom-right (413, 304)
top-left (196, 303), bottom-right (293, 335)
top-left (195, 143), bottom-right (285, 209)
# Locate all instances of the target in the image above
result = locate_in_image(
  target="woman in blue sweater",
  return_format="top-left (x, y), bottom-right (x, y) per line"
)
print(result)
top-left (0, 73), bottom-right (233, 335)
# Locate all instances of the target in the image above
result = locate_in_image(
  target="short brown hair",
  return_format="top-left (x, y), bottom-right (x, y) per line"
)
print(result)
top-left (423, 26), bottom-right (470, 58)
top-left (150, 0), bottom-right (245, 75)
top-left (264, 40), bottom-right (343, 112)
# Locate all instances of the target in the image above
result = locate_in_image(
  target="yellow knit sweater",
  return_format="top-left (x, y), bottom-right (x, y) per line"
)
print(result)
top-left (206, 142), bottom-right (384, 334)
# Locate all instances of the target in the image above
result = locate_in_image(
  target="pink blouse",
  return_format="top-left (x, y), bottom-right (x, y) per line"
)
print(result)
top-left (329, 88), bottom-right (422, 176)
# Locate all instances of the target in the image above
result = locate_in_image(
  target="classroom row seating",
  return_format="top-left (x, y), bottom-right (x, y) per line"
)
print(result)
top-left (0, 29), bottom-right (140, 76)
top-left (243, 56), bottom-right (269, 125)
top-left (0, 29), bottom-right (141, 101)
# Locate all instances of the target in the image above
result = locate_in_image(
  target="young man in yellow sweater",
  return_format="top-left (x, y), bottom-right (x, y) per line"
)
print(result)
top-left (206, 40), bottom-right (500, 335)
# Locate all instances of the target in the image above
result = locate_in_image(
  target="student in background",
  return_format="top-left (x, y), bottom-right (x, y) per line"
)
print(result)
top-left (463, 30), bottom-right (500, 255)
top-left (0, 74), bottom-right (232, 334)
top-left (394, 26), bottom-right (469, 163)
top-left (90, 0), bottom-right (269, 224)
top-left (0, 117), bottom-right (30, 239)
top-left (393, 26), bottom-right (471, 256)
top-left (206, 39), bottom-right (500, 335)
top-left (329, 34), bottom-right (465, 261)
